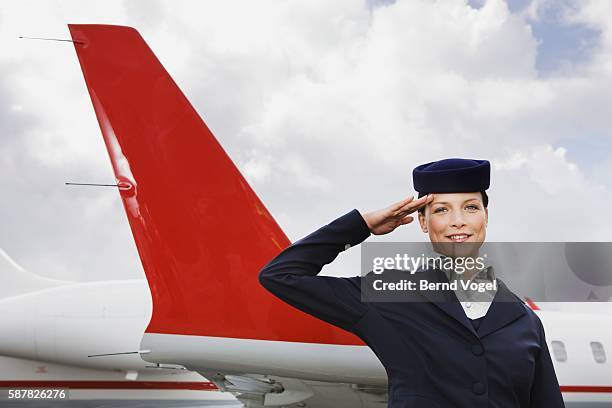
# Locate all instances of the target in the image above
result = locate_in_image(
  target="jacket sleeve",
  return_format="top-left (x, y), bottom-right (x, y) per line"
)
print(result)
top-left (530, 317), bottom-right (566, 407)
top-left (258, 209), bottom-right (372, 332)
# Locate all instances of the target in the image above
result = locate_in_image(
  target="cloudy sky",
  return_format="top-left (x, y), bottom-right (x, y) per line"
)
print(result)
top-left (0, 0), bottom-right (611, 282)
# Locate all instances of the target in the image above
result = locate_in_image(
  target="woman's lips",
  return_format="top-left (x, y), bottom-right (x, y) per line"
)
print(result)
top-left (446, 233), bottom-right (472, 242)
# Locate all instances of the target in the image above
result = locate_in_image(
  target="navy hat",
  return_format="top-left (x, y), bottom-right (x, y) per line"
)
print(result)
top-left (413, 158), bottom-right (490, 196)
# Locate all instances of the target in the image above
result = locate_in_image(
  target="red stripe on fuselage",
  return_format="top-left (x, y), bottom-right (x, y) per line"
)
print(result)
top-left (1, 381), bottom-right (611, 393)
top-left (560, 385), bottom-right (612, 393)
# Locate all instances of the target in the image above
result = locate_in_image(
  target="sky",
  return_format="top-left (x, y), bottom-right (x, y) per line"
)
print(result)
top-left (0, 0), bottom-right (611, 282)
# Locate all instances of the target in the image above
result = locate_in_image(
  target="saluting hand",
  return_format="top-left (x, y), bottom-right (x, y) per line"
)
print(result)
top-left (361, 194), bottom-right (433, 235)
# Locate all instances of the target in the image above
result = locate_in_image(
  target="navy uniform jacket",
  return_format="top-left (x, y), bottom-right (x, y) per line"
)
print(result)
top-left (259, 209), bottom-right (565, 408)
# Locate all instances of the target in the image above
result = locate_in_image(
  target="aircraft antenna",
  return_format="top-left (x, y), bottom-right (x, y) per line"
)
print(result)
top-left (65, 182), bottom-right (132, 191)
top-left (19, 36), bottom-right (85, 45)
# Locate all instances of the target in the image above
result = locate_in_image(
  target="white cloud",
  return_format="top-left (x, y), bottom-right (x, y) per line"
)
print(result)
top-left (566, 0), bottom-right (612, 51)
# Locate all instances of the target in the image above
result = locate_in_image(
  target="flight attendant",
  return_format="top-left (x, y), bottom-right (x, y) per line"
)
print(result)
top-left (259, 158), bottom-right (565, 408)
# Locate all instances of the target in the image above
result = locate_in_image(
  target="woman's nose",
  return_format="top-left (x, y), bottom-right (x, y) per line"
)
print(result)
top-left (450, 211), bottom-right (467, 228)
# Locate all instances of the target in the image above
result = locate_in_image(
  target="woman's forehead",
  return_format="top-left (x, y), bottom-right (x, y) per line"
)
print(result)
top-left (430, 192), bottom-right (482, 204)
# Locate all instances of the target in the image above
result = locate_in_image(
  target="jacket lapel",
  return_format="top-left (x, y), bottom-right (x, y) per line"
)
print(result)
top-left (477, 279), bottom-right (527, 339)
top-left (416, 268), bottom-right (478, 338)
top-left (416, 270), bottom-right (526, 339)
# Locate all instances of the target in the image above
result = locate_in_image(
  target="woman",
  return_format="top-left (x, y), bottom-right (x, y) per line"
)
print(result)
top-left (258, 158), bottom-right (565, 408)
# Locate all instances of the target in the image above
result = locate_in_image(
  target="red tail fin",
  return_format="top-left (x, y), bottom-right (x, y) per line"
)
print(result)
top-left (69, 24), bottom-right (361, 345)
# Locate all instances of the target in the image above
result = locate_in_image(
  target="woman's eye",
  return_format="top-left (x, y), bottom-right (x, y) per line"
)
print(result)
top-left (433, 207), bottom-right (447, 213)
top-left (465, 205), bottom-right (479, 211)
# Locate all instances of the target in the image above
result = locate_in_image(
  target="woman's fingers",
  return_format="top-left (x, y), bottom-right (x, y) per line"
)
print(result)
top-left (365, 195), bottom-right (432, 234)
top-left (397, 194), bottom-right (433, 215)
top-left (368, 194), bottom-right (434, 234)
top-left (390, 196), bottom-right (415, 212)
top-left (400, 215), bottom-right (414, 225)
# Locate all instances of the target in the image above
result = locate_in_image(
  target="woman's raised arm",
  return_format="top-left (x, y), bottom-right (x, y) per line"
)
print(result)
top-left (258, 195), bottom-right (431, 332)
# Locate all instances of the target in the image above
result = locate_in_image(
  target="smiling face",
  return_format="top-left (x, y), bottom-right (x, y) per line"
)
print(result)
top-left (418, 192), bottom-right (488, 244)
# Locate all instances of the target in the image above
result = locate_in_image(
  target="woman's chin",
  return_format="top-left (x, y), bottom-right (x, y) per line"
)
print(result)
top-left (432, 240), bottom-right (483, 258)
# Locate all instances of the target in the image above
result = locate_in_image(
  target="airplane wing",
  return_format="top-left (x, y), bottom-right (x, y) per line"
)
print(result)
top-left (68, 24), bottom-right (388, 407)
top-left (0, 248), bottom-right (72, 299)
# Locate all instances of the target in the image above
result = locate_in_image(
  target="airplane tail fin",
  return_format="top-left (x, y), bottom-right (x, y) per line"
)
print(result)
top-left (68, 24), bottom-right (359, 345)
top-left (0, 248), bottom-right (71, 299)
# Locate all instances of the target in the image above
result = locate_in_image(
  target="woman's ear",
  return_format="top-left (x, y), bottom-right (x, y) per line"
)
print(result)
top-left (418, 211), bottom-right (428, 233)
top-left (484, 207), bottom-right (489, 228)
